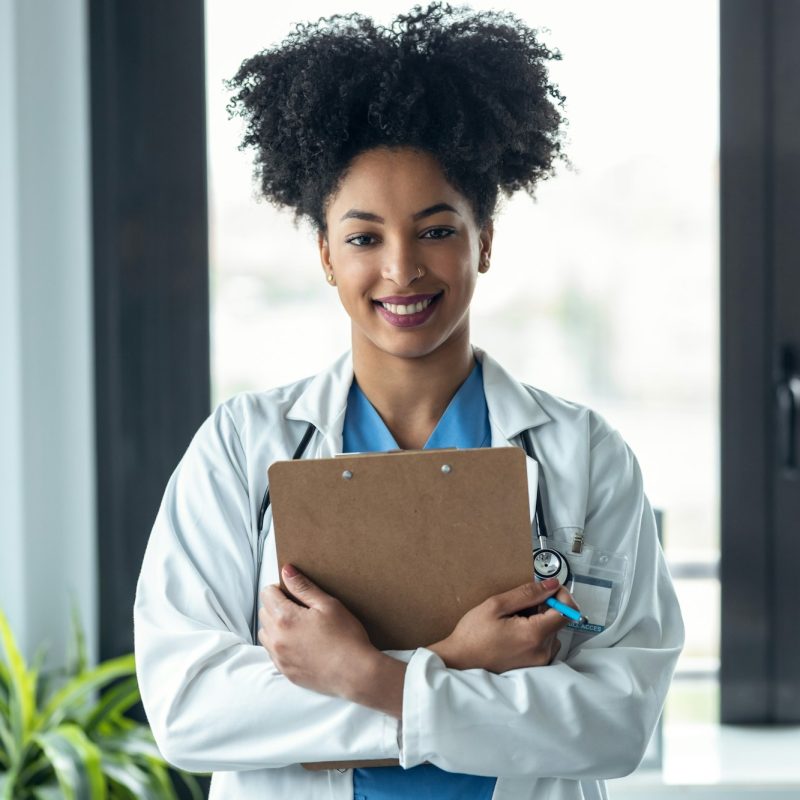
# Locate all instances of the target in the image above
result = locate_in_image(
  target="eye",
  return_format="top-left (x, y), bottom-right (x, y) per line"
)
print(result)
top-left (345, 234), bottom-right (377, 247)
top-left (421, 227), bottom-right (455, 240)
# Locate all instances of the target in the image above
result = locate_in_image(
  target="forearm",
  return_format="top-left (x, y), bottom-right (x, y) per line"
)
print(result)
top-left (398, 643), bottom-right (680, 779)
top-left (343, 650), bottom-right (408, 720)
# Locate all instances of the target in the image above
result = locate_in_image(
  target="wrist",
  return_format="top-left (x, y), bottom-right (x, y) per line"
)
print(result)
top-left (344, 648), bottom-right (406, 720)
top-left (427, 638), bottom-right (460, 669)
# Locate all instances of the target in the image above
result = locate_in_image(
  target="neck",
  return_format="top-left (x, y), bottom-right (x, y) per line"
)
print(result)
top-left (351, 327), bottom-right (475, 448)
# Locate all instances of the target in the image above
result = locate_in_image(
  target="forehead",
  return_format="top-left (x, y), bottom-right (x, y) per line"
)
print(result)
top-left (326, 147), bottom-right (470, 218)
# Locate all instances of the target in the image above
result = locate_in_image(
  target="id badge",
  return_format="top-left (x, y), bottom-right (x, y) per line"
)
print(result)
top-left (550, 527), bottom-right (628, 638)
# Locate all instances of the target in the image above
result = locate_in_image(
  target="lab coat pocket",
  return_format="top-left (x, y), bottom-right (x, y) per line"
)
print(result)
top-left (550, 527), bottom-right (628, 649)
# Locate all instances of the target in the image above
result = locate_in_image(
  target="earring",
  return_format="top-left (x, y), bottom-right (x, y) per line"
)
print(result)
top-left (481, 256), bottom-right (491, 272)
top-left (327, 273), bottom-right (335, 284)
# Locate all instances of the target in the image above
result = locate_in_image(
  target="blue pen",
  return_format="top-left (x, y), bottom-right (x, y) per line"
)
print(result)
top-left (545, 596), bottom-right (589, 625)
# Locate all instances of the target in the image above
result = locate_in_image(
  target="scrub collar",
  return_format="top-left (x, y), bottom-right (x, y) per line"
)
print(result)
top-left (342, 358), bottom-right (491, 453)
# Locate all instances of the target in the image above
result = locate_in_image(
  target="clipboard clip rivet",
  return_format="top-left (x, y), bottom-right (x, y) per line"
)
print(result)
top-left (441, 464), bottom-right (452, 474)
top-left (342, 470), bottom-right (353, 480)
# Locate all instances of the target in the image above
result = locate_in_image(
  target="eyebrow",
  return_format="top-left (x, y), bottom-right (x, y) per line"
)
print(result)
top-left (339, 203), bottom-right (461, 223)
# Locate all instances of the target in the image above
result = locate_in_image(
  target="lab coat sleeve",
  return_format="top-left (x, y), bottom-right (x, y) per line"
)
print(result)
top-left (397, 429), bottom-right (685, 779)
top-left (133, 405), bottom-right (400, 773)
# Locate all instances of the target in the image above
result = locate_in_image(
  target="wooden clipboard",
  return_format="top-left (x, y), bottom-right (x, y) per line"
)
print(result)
top-left (267, 446), bottom-right (534, 771)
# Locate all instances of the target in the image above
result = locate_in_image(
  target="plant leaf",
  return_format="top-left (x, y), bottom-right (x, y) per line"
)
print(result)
top-left (31, 722), bottom-right (107, 800)
top-left (18, 751), bottom-right (53, 785)
top-left (112, 715), bottom-right (136, 732)
top-left (0, 608), bottom-right (36, 743)
top-left (30, 783), bottom-right (64, 800)
top-left (84, 677), bottom-right (140, 736)
top-left (35, 665), bottom-right (71, 709)
top-left (173, 765), bottom-right (206, 800)
top-left (0, 658), bottom-right (10, 698)
top-left (30, 640), bottom-right (51, 711)
top-left (0, 710), bottom-right (18, 766)
top-left (107, 782), bottom-right (137, 800)
top-left (38, 655), bottom-right (135, 731)
top-left (96, 726), bottom-right (163, 761)
top-left (144, 758), bottom-right (182, 800)
top-left (99, 750), bottom-right (165, 800)
top-left (67, 592), bottom-right (88, 678)
top-left (0, 771), bottom-right (17, 800)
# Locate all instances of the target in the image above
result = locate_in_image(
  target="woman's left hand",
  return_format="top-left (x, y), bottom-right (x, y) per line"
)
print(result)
top-left (258, 564), bottom-right (378, 699)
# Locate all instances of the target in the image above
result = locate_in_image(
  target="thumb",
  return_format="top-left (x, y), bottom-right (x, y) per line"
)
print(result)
top-left (489, 577), bottom-right (561, 617)
top-left (281, 564), bottom-right (329, 608)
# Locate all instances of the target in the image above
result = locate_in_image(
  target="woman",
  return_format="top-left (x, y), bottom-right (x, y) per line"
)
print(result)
top-left (133, 4), bottom-right (684, 799)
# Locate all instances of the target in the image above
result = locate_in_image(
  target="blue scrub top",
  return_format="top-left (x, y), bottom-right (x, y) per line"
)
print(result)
top-left (343, 358), bottom-right (498, 800)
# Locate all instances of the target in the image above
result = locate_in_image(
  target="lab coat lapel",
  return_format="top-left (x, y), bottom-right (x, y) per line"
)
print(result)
top-left (476, 346), bottom-right (552, 531)
top-left (487, 411), bottom-right (541, 533)
top-left (285, 349), bottom-right (353, 456)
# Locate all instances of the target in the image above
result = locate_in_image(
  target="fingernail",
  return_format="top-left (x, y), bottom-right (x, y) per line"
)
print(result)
top-left (543, 577), bottom-right (560, 590)
top-left (283, 564), bottom-right (298, 578)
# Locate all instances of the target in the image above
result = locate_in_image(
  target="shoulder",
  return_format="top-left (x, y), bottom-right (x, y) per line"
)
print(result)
top-left (214, 372), bottom-right (317, 439)
top-left (178, 371), bottom-right (320, 479)
top-left (533, 387), bottom-right (641, 490)
top-left (520, 381), bottom-right (619, 452)
top-left (477, 345), bottom-right (620, 456)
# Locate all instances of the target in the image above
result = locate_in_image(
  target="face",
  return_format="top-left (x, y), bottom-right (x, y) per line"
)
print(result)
top-left (318, 147), bottom-right (493, 362)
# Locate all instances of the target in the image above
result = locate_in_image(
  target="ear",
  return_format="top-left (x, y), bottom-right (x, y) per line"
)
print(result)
top-left (478, 220), bottom-right (494, 272)
top-left (318, 230), bottom-right (332, 277)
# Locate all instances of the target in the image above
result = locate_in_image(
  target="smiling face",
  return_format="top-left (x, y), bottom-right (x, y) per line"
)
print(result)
top-left (318, 147), bottom-right (493, 363)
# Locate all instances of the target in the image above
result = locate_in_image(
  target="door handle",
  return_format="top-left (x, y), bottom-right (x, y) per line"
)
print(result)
top-left (777, 344), bottom-right (800, 473)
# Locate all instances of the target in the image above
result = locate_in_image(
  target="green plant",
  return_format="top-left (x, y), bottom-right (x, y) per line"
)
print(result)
top-left (0, 597), bottom-right (207, 799)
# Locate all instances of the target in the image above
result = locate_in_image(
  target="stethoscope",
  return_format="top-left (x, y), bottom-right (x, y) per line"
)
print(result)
top-left (520, 429), bottom-right (573, 588)
top-left (250, 423), bottom-right (576, 644)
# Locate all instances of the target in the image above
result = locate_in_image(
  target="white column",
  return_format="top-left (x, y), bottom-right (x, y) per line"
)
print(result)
top-left (0, 0), bottom-right (97, 669)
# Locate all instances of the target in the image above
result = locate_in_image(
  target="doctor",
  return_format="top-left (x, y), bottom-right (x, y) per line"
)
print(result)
top-left (133, 5), bottom-right (684, 799)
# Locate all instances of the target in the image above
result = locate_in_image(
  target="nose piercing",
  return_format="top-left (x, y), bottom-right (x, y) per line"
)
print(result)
top-left (417, 265), bottom-right (426, 279)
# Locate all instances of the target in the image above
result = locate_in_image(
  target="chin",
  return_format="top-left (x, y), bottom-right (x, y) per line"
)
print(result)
top-left (371, 332), bottom-right (453, 361)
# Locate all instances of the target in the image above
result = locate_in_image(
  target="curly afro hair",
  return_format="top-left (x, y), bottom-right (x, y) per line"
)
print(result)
top-left (226, 2), bottom-right (570, 232)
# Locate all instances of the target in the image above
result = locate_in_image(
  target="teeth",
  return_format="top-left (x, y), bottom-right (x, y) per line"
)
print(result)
top-left (381, 296), bottom-right (435, 315)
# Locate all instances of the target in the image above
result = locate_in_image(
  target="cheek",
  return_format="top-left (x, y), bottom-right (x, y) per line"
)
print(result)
top-left (337, 274), bottom-right (372, 304)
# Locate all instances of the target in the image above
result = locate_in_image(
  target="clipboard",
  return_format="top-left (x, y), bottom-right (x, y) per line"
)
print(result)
top-left (267, 446), bottom-right (534, 770)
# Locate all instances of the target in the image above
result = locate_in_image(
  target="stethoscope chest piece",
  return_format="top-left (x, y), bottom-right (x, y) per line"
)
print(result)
top-left (533, 546), bottom-right (571, 587)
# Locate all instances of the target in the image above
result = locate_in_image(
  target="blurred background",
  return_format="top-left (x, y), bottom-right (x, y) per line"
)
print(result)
top-left (2, 0), bottom-right (799, 797)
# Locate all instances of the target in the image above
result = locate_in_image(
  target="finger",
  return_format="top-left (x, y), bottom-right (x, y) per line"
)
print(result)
top-left (554, 586), bottom-right (579, 610)
top-left (540, 586), bottom-right (584, 622)
top-left (280, 564), bottom-right (331, 609)
top-left (548, 637), bottom-right (562, 664)
top-left (488, 577), bottom-right (561, 617)
top-left (260, 585), bottom-right (296, 617)
top-left (533, 602), bottom-right (574, 638)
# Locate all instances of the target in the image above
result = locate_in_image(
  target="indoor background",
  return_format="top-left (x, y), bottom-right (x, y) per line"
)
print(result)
top-left (1, 1), bottom-right (798, 797)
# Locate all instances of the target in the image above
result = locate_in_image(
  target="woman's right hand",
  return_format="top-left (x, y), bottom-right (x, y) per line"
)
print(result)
top-left (427, 577), bottom-right (577, 673)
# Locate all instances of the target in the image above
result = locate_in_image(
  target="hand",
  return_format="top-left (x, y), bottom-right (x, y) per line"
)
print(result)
top-left (258, 564), bottom-right (378, 699)
top-left (428, 577), bottom-right (578, 673)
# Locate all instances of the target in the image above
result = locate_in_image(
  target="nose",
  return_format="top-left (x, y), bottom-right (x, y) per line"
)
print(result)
top-left (380, 239), bottom-right (421, 287)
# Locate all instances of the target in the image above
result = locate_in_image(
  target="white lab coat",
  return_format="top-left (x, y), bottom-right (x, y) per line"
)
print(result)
top-left (133, 345), bottom-right (684, 800)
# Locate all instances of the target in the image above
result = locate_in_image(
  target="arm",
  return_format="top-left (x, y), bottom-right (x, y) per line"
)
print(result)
top-left (132, 406), bottom-right (400, 773)
top-left (395, 430), bottom-right (685, 780)
top-left (257, 562), bottom-right (409, 720)
top-left (335, 649), bottom-right (408, 720)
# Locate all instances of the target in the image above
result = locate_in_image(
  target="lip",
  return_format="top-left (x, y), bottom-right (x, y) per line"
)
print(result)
top-left (373, 292), bottom-right (441, 304)
top-left (373, 291), bottom-right (442, 328)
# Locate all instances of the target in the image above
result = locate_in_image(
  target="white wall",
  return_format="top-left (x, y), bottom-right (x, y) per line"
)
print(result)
top-left (0, 0), bottom-right (96, 669)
